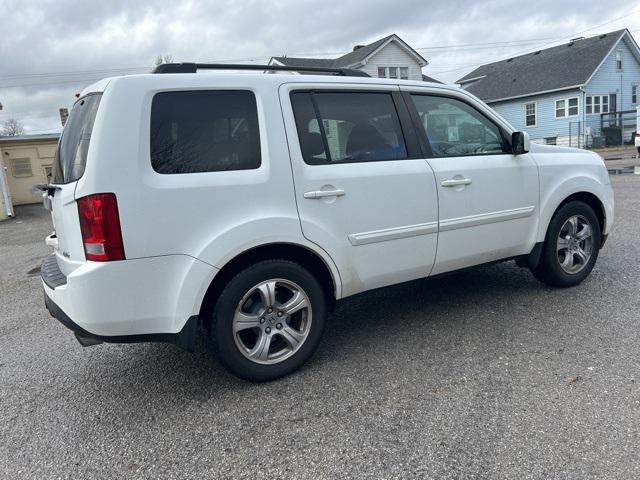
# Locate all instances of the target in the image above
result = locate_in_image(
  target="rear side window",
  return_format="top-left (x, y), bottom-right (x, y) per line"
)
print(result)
top-left (52, 94), bottom-right (101, 184)
top-left (150, 90), bottom-right (261, 174)
top-left (291, 91), bottom-right (408, 164)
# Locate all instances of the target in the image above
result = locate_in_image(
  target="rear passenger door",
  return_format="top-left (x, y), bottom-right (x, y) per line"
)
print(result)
top-left (280, 85), bottom-right (439, 296)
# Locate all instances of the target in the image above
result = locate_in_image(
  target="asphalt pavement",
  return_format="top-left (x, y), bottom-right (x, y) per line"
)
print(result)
top-left (1, 174), bottom-right (639, 479)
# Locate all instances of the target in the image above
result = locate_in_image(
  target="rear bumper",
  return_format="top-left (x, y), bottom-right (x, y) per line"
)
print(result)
top-left (41, 253), bottom-right (218, 339)
top-left (44, 293), bottom-right (200, 350)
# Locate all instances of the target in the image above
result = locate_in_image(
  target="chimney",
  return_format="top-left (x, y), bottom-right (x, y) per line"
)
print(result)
top-left (353, 45), bottom-right (365, 51)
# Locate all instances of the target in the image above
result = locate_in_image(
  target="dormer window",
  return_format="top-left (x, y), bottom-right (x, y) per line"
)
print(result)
top-left (377, 67), bottom-right (409, 80)
top-left (616, 50), bottom-right (622, 70)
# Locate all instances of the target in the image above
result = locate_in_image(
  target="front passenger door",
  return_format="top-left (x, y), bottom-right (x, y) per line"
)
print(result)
top-left (407, 93), bottom-right (539, 275)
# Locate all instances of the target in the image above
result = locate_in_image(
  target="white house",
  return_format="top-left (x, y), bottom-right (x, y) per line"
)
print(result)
top-left (269, 34), bottom-right (441, 83)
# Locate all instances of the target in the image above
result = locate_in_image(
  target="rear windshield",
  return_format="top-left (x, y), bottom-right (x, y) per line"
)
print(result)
top-left (52, 93), bottom-right (102, 184)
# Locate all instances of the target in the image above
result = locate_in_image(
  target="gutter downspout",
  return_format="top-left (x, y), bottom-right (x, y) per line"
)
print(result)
top-left (0, 153), bottom-right (14, 218)
top-left (579, 86), bottom-right (587, 148)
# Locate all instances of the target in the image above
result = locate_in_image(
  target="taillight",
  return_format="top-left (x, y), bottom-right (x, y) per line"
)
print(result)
top-left (77, 193), bottom-right (125, 261)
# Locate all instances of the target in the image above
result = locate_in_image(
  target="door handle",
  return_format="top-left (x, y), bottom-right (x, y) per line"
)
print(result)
top-left (441, 178), bottom-right (472, 187)
top-left (303, 189), bottom-right (346, 199)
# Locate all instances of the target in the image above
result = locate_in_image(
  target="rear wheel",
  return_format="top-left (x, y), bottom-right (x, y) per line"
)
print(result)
top-left (207, 259), bottom-right (327, 381)
top-left (531, 201), bottom-right (601, 288)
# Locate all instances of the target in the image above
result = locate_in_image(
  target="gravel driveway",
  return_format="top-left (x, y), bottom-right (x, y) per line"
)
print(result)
top-left (1, 175), bottom-right (639, 479)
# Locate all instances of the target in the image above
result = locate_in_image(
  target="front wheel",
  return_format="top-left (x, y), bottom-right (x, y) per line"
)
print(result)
top-left (207, 260), bottom-right (327, 381)
top-left (531, 201), bottom-right (601, 288)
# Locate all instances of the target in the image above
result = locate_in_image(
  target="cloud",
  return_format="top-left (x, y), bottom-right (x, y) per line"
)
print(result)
top-left (0, 0), bottom-right (638, 132)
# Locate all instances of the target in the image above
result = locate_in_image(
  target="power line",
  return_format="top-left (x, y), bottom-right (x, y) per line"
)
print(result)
top-left (2, 27), bottom-right (637, 85)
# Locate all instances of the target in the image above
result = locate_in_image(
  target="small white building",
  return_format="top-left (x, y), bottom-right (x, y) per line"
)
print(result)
top-left (269, 34), bottom-right (441, 83)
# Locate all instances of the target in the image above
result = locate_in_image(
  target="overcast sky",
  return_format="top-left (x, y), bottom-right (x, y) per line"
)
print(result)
top-left (1, 0), bottom-right (639, 134)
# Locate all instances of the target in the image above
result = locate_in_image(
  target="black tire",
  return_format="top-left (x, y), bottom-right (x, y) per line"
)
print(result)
top-left (207, 259), bottom-right (327, 382)
top-left (531, 201), bottom-right (601, 288)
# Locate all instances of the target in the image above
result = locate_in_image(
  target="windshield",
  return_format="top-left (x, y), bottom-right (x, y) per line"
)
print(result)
top-left (52, 93), bottom-right (102, 184)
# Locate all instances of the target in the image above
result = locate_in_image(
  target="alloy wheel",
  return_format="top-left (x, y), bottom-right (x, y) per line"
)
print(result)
top-left (556, 214), bottom-right (594, 274)
top-left (232, 279), bottom-right (312, 365)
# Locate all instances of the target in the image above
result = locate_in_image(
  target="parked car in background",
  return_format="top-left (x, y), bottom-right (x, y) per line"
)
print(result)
top-left (41, 63), bottom-right (614, 381)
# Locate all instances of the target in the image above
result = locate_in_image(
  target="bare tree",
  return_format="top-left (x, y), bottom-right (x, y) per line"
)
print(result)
top-left (154, 54), bottom-right (174, 66)
top-left (1, 118), bottom-right (24, 136)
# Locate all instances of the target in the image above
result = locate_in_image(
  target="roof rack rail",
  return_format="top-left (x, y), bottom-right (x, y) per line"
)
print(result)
top-left (151, 62), bottom-right (370, 77)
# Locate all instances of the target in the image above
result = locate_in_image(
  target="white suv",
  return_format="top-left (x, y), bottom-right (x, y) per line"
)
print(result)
top-left (42, 63), bottom-right (614, 381)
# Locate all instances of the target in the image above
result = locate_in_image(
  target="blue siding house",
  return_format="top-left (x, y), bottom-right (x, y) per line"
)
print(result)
top-left (456, 29), bottom-right (640, 147)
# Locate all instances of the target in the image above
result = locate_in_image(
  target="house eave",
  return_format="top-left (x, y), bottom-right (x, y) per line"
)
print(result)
top-left (457, 75), bottom-right (486, 85)
top-left (485, 84), bottom-right (584, 104)
top-left (358, 35), bottom-right (429, 68)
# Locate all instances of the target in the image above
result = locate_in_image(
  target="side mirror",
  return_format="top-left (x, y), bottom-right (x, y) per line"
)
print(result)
top-left (511, 131), bottom-right (530, 155)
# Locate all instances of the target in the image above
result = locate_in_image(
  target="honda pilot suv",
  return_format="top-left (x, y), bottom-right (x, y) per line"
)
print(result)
top-left (42, 63), bottom-right (614, 381)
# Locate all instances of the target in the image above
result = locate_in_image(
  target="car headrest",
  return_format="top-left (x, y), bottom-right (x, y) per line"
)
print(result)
top-left (300, 131), bottom-right (325, 157)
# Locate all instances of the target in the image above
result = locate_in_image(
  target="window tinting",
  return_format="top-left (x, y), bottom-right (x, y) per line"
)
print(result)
top-left (410, 95), bottom-right (509, 156)
top-left (150, 90), bottom-right (261, 174)
top-left (52, 93), bottom-right (101, 184)
top-left (291, 91), bottom-right (408, 164)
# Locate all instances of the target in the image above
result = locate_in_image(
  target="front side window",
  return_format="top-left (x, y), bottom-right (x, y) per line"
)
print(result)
top-left (524, 102), bottom-right (536, 127)
top-left (410, 95), bottom-right (509, 156)
top-left (291, 91), bottom-right (408, 164)
top-left (150, 90), bottom-right (261, 174)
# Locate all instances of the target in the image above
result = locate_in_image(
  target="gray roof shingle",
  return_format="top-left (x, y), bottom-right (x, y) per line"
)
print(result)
top-left (270, 57), bottom-right (336, 68)
top-left (457, 29), bottom-right (628, 102)
top-left (422, 74), bottom-right (443, 84)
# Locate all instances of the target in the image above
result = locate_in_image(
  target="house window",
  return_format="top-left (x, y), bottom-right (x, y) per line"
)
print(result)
top-left (568, 97), bottom-right (579, 116)
top-left (377, 66), bottom-right (409, 80)
top-left (43, 165), bottom-right (53, 179)
top-left (585, 95), bottom-right (610, 114)
top-left (633, 83), bottom-right (638, 104)
top-left (555, 96), bottom-right (579, 118)
top-left (545, 137), bottom-right (557, 145)
top-left (616, 50), bottom-right (622, 70)
top-left (524, 102), bottom-right (536, 127)
top-left (11, 158), bottom-right (33, 177)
